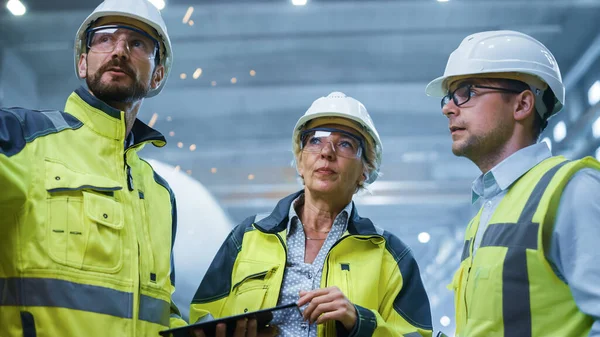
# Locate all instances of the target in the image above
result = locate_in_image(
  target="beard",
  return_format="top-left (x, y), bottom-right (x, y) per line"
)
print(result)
top-left (452, 118), bottom-right (513, 163)
top-left (86, 59), bottom-right (150, 103)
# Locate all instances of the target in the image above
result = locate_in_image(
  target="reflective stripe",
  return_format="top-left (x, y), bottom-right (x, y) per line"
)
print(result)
top-left (0, 278), bottom-right (170, 326)
top-left (139, 294), bottom-right (170, 326)
top-left (41, 110), bottom-right (70, 132)
top-left (0, 278), bottom-right (132, 319)
top-left (461, 239), bottom-right (471, 261)
top-left (479, 223), bottom-right (538, 249)
top-left (517, 160), bottom-right (570, 224)
top-left (475, 160), bottom-right (568, 337)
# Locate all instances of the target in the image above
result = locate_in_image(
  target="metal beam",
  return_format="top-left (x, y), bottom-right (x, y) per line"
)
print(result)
top-left (564, 31), bottom-right (600, 89)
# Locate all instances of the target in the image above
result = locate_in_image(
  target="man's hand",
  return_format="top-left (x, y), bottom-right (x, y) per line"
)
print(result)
top-left (298, 286), bottom-right (357, 331)
top-left (193, 318), bottom-right (278, 337)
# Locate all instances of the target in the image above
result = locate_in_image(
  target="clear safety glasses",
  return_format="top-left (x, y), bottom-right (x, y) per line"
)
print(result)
top-left (86, 25), bottom-right (159, 60)
top-left (441, 84), bottom-right (523, 109)
top-left (300, 127), bottom-right (364, 159)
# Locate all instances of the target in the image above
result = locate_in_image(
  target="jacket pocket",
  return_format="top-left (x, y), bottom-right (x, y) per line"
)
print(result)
top-left (465, 263), bottom-right (501, 322)
top-left (45, 160), bottom-right (124, 273)
top-left (223, 260), bottom-right (278, 316)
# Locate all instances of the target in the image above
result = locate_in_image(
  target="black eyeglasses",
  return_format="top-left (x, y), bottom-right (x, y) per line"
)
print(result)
top-left (441, 84), bottom-right (524, 109)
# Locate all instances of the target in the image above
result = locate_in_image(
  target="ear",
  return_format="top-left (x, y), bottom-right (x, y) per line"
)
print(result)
top-left (78, 53), bottom-right (88, 78)
top-left (513, 90), bottom-right (536, 123)
top-left (150, 64), bottom-right (165, 90)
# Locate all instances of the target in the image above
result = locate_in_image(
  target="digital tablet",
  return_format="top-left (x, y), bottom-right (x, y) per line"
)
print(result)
top-left (159, 302), bottom-right (299, 337)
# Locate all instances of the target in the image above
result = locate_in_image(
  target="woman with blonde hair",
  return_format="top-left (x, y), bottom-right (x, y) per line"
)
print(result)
top-left (191, 92), bottom-right (432, 337)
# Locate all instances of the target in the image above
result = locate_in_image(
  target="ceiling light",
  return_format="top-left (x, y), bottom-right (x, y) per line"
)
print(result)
top-left (437, 0), bottom-right (450, 2)
top-left (169, 131), bottom-right (175, 137)
top-left (592, 117), bottom-right (600, 138)
top-left (248, 174), bottom-right (255, 180)
top-left (418, 232), bottom-right (430, 243)
top-left (193, 68), bottom-right (202, 79)
top-left (177, 142), bottom-right (183, 148)
top-left (588, 80), bottom-right (600, 106)
top-left (541, 137), bottom-right (552, 151)
top-left (292, 0), bottom-right (307, 5)
top-left (440, 316), bottom-right (451, 327)
top-left (553, 121), bottom-right (567, 142)
top-left (211, 81), bottom-right (217, 87)
top-left (250, 70), bottom-right (256, 76)
top-left (231, 77), bottom-right (237, 84)
top-left (180, 73), bottom-right (187, 80)
top-left (188, 20), bottom-right (194, 26)
top-left (211, 168), bottom-right (217, 174)
top-left (147, 0), bottom-right (165, 10)
top-left (7, 0), bottom-right (26, 15)
top-left (189, 144), bottom-right (196, 151)
top-left (182, 6), bottom-right (194, 23)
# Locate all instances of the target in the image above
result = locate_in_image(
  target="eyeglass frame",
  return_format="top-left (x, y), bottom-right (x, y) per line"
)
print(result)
top-left (299, 127), bottom-right (365, 160)
top-left (85, 25), bottom-right (159, 60)
top-left (441, 84), bottom-right (525, 109)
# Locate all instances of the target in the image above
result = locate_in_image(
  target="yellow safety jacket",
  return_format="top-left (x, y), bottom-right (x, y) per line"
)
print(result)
top-left (0, 87), bottom-right (186, 337)
top-left (452, 156), bottom-right (600, 337)
top-left (190, 191), bottom-right (433, 337)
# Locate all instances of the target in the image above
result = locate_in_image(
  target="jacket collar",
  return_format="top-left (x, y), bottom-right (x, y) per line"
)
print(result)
top-left (66, 87), bottom-right (166, 148)
top-left (254, 190), bottom-right (380, 236)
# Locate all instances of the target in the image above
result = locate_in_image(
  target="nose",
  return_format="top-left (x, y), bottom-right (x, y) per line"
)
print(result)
top-left (442, 98), bottom-right (459, 118)
top-left (111, 39), bottom-right (130, 60)
top-left (319, 141), bottom-right (336, 160)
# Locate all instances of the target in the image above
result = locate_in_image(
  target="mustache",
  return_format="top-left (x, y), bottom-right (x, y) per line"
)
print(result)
top-left (98, 59), bottom-right (134, 77)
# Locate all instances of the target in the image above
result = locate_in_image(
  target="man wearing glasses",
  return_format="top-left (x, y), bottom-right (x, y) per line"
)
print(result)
top-left (0, 0), bottom-right (186, 336)
top-left (426, 31), bottom-right (600, 337)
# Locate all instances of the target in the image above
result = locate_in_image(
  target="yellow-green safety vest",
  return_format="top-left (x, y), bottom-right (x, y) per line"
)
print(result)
top-left (452, 156), bottom-right (599, 337)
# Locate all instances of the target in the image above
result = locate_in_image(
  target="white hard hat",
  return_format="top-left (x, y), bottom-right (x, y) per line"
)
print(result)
top-left (292, 92), bottom-right (383, 184)
top-left (74, 0), bottom-right (173, 97)
top-left (426, 30), bottom-right (564, 119)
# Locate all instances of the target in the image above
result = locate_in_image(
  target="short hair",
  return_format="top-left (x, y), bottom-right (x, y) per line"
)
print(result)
top-left (484, 78), bottom-right (549, 140)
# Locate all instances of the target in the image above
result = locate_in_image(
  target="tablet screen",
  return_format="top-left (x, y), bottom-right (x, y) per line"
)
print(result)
top-left (159, 303), bottom-right (298, 337)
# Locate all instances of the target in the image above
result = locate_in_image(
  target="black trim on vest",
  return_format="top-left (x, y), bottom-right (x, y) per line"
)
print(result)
top-left (461, 239), bottom-right (472, 262)
top-left (20, 311), bottom-right (36, 337)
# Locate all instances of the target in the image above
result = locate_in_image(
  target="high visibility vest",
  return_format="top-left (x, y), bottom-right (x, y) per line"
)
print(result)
top-left (452, 156), bottom-right (599, 337)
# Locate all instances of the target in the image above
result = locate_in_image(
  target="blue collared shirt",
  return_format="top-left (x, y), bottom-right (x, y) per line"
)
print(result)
top-left (470, 142), bottom-right (600, 336)
top-left (271, 194), bottom-right (353, 337)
